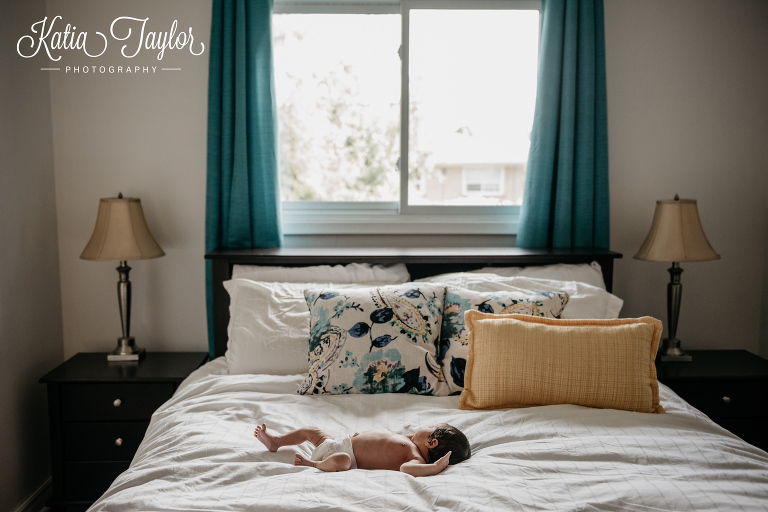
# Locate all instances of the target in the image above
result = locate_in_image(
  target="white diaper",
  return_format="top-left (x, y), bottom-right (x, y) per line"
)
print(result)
top-left (310, 435), bottom-right (357, 469)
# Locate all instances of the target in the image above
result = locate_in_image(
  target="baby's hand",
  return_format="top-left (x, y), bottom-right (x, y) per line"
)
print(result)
top-left (434, 451), bottom-right (451, 473)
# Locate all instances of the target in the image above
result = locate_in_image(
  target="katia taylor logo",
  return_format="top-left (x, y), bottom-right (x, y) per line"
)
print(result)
top-left (17, 16), bottom-right (205, 62)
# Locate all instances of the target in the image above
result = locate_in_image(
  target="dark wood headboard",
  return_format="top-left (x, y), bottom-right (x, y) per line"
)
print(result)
top-left (205, 247), bottom-right (622, 359)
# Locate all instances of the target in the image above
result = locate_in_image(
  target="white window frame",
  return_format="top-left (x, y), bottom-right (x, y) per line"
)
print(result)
top-left (276, 0), bottom-right (540, 235)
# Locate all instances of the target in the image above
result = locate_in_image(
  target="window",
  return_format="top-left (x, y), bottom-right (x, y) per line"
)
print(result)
top-left (406, 8), bottom-right (538, 208)
top-left (462, 167), bottom-right (506, 197)
top-left (273, 1), bottom-right (540, 234)
top-left (273, 12), bottom-right (401, 202)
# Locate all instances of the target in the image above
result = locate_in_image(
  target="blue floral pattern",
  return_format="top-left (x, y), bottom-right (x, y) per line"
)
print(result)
top-left (439, 286), bottom-right (569, 394)
top-left (299, 283), bottom-right (449, 396)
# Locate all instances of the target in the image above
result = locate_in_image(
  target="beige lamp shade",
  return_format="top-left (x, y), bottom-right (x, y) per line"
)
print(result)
top-left (634, 197), bottom-right (720, 262)
top-left (80, 196), bottom-right (165, 261)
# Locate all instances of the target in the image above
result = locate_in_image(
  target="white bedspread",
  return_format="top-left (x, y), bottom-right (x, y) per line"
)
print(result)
top-left (89, 358), bottom-right (768, 511)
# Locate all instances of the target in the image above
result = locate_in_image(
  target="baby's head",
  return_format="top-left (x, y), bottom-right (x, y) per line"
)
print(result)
top-left (427, 423), bottom-right (471, 465)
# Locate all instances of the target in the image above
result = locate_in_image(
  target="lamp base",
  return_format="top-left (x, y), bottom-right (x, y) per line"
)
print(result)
top-left (107, 337), bottom-right (146, 362)
top-left (659, 338), bottom-right (692, 362)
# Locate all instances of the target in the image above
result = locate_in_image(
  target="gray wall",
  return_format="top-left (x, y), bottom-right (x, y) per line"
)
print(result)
top-left (45, 0), bottom-right (768, 360)
top-left (46, 0), bottom-right (212, 359)
top-left (0, 0), bottom-right (64, 510)
top-left (605, 0), bottom-right (768, 358)
top-left (763, 191), bottom-right (768, 358)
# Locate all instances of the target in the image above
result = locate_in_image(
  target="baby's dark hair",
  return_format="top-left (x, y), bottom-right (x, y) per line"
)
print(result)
top-left (427, 423), bottom-right (471, 465)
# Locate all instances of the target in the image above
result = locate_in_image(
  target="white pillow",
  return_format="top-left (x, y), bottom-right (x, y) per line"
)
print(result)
top-left (469, 261), bottom-right (607, 290)
top-left (224, 280), bottom-right (395, 375)
top-left (232, 263), bottom-right (410, 283)
top-left (416, 273), bottom-right (622, 319)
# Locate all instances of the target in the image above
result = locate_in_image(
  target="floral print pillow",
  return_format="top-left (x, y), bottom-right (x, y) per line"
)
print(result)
top-left (299, 283), bottom-right (450, 396)
top-left (439, 286), bottom-right (570, 394)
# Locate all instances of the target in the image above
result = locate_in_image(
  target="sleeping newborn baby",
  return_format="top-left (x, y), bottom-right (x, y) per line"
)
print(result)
top-left (254, 423), bottom-right (470, 476)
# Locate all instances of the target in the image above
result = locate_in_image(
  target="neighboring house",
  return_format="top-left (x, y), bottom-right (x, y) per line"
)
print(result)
top-left (413, 127), bottom-right (528, 206)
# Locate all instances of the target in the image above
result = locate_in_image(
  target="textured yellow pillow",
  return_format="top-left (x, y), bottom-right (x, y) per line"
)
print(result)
top-left (458, 312), bottom-right (664, 413)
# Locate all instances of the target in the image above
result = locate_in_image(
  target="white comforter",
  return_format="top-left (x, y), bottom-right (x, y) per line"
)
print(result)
top-left (89, 358), bottom-right (768, 512)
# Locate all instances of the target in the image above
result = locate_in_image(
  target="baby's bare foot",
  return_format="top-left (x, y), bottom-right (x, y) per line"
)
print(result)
top-left (254, 423), bottom-right (280, 452)
top-left (294, 453), bottom-right (317, 468)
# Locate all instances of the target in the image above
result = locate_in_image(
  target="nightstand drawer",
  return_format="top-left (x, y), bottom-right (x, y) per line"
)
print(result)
top-left (62, 382), bottom-right (175, 421)
top-left (63, 422), bottom-right (149, 461)
top-left (668, 380), bottom-right (768, 418)
top-left (65, 461), bottom-right (130, 499)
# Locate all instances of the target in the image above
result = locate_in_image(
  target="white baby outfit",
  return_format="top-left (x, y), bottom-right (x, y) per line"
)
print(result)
top-left (310, 435), bottom-right (357, 469)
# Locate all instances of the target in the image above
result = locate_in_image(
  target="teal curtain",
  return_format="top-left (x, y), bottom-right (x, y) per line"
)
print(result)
top-left (516, 0), bottom-right (609, 249)
top-left (206, 0), bottom-right (282, 357)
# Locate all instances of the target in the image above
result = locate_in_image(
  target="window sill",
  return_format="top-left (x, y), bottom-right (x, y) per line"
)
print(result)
top-left (282, 210), bottom-right (519, 235)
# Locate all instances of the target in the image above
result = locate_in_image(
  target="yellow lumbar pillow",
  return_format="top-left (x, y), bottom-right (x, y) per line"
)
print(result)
top-left (458, 312), bottom-right (664, 413)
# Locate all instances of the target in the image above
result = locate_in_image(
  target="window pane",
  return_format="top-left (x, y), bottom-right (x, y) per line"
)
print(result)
top-left (463, 167), bottom-right (505, 196)
top-left (273, 14), bottom-right (400, 202)
top-left (408, 9), bottom-right (539, 206)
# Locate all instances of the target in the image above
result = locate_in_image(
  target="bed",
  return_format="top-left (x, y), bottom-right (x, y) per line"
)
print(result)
top-left (87, 247), bottom-right (768, 511)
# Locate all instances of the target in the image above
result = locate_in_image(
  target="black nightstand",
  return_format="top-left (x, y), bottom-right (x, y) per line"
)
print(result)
top-left (40, 352), bottom-right (208, 511)
top-left (656, 349), bottom-right (768, 451)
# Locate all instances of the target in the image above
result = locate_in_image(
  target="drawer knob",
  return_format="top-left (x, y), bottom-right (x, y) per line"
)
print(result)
top-left (113, 398), bottom-right (122, 408)
top-left (115, 437), bottom-right (123, 447)
top-left (722, 396), bottom-right (731, 404)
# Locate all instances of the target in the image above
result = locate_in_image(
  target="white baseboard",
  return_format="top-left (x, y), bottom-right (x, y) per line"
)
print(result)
top-left (13, 477), bottom-right (52, 512)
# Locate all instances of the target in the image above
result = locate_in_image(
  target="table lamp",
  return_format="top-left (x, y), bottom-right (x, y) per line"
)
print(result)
top-left (81, 193), bottom-right (165, 361)
top-left (634, 195), bottom-right (720, 362)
